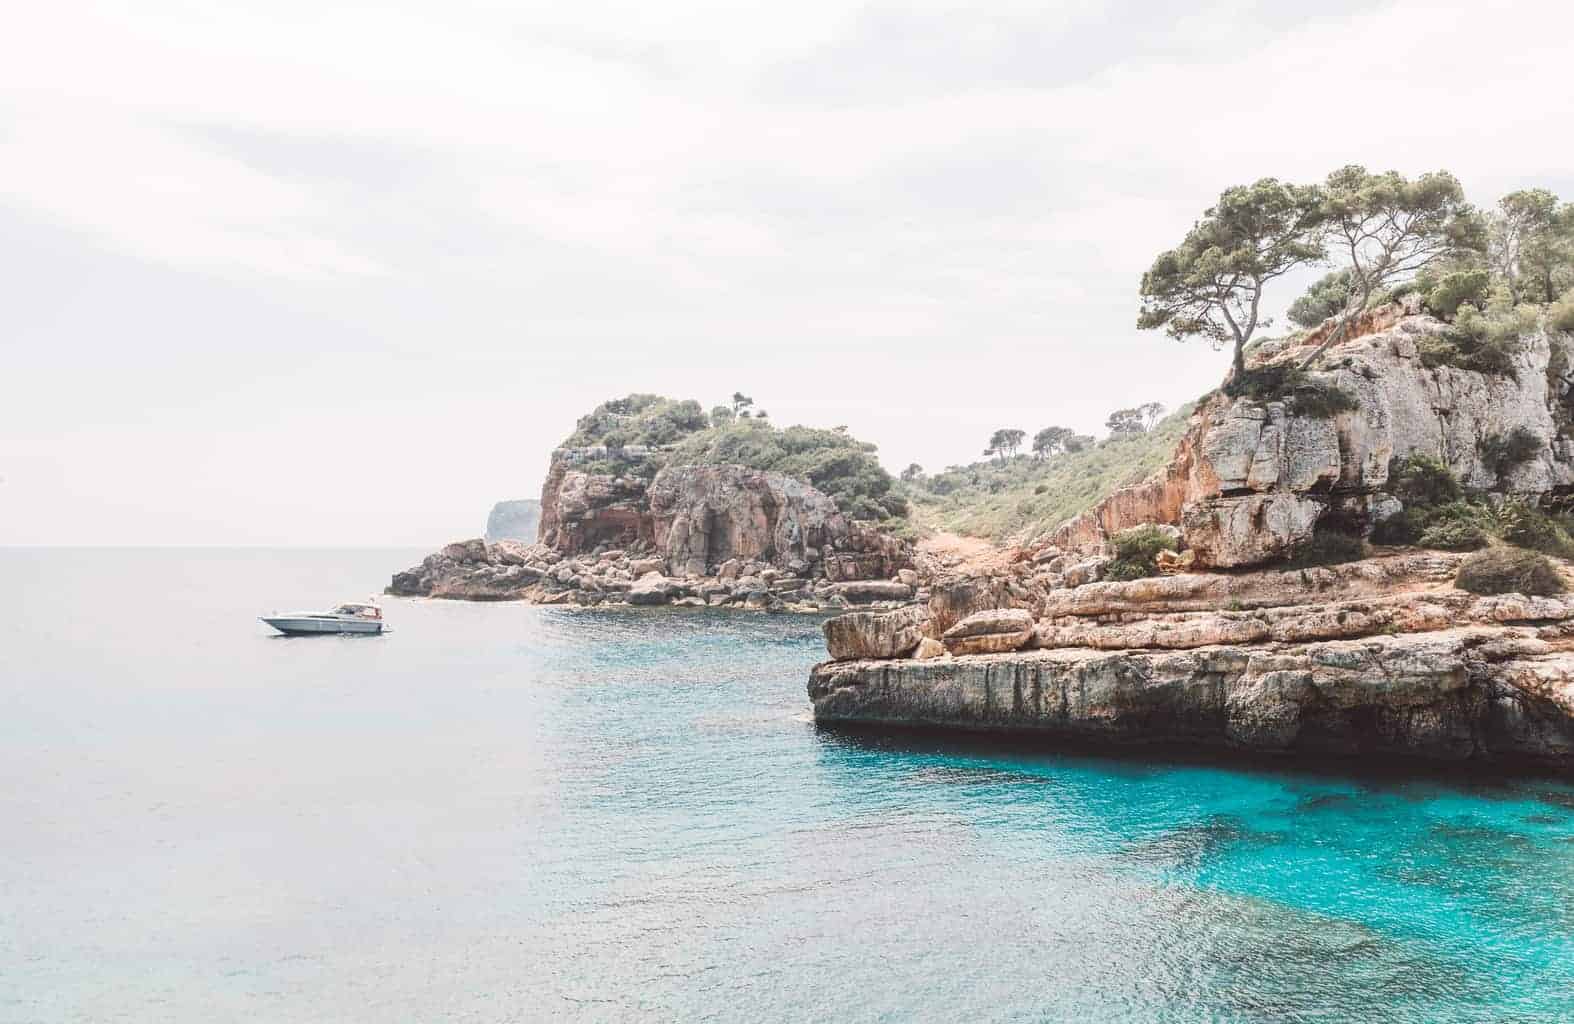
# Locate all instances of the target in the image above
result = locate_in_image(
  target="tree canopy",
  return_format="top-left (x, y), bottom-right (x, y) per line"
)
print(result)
top-left (562, 393), bottom-right (906, 523)
top-left (1296, 166), bottom-right (1485, 368)
top-left (984, 428), bottom-right (1026, 460)
top-left (1138, 177), bottom-right (1325, 378)
top-left (1491, 189), bottom-right (1574, 305)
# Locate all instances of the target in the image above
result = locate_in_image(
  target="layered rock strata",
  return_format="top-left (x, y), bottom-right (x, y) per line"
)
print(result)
top-left (808, 553), bottom-right (1574, 771)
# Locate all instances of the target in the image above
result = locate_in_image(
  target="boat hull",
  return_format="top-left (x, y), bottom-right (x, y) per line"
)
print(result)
top-left (260, 616), bottom-right (383, 636)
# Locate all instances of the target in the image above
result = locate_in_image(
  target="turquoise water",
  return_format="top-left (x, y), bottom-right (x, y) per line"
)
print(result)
top-left (2, 548), bottom-right (1571, 1022)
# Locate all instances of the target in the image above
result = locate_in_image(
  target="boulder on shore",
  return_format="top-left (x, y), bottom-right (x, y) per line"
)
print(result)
top-left (628, 574), bottom-right (679, 605)
top-left (941, 608), bottom-right (1035, 656)
top-left (830, 580), bottom-right (914, 604)
top-left (823, 606), bottom-right (925, 661)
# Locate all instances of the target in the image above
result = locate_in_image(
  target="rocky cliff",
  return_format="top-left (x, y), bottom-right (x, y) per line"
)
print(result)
top-left (1050, 297), bottom-right (1574, 568)
top-left (806, 300), bottom-right (1574, 772)
top-left (484, 499), bottom-right (540, 542)
top-left (390, 450), bottom-right (914, 610)
top-left (809, 554), bottom-right (1574, 771)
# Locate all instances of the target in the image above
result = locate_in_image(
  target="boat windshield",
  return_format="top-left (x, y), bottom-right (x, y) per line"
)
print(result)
top-left (333, 604), bottom-right (381, 618)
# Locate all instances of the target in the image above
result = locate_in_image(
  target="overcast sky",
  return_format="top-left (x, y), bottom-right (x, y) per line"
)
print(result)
top-left (3, 1), bottom-right (1572, 545)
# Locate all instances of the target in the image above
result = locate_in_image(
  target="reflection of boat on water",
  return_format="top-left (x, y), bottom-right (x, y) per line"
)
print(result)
top-left (259, 601), bottom-right (385, 636)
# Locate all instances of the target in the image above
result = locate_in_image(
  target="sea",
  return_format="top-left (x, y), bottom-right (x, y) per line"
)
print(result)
top-left (2, 547), bottom-right (1571, 1023)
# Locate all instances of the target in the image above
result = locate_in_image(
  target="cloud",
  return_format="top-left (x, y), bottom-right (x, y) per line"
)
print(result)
top-left (2, 0), bottom-right (1573, 542)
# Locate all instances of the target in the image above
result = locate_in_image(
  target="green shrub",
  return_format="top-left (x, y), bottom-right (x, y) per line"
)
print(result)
top-left (1102, 559), bottom-right (1151, 582)
top-left (1424, 269), bottom-right (1491, 319)
top-left (1551, 289), bottom-right (1574, 333)
top-left (1387, 454), bottom-right (1462, 507)
top-left (1417, 518), bottom-right (1488, 551)
top-left (1113, 524), bottom-right (1179, 563)
top-left (1103, 524), bottom-right (1180, 580)
top-left (1455, 547), bottom-right (1565, 596)
top-left (1478, 427), bottom-right (1542, 482)
top-left (1224, 364), bottom-right (1359, 418)
top-left (1419, 300), bottom-right (1538, 377)
top-left (1493, 500), bottom-right (1574, 556)
top-left (561, 393), bottom-right (906, 525)
top-left (565, 394), bottom-right (711, 448)
top-left (1372, 498), bottom-right (1497, 551)
top-left (1287, 270), bottom-right (1352, 329)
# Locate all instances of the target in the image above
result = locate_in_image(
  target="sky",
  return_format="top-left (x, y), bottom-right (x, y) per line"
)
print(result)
top-left (3, 0), bottom-right (1573, 546)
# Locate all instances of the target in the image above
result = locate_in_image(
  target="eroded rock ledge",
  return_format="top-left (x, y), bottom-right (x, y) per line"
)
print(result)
top-left (807, 554), bottom-right (1574, 771)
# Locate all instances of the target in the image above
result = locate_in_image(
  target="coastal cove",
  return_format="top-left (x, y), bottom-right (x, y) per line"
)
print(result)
top-left (4, 548), bottom-right (1573, 1022)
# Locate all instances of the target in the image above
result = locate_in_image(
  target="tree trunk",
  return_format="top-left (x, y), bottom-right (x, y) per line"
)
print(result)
top-left (1232, 338), bottom-right (1246, 381)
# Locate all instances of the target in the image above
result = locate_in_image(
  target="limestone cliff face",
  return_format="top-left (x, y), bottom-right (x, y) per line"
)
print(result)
top-left (391, 450), bottom-right (914, 606)
top-left (1050, 298), bottom-right (1574, 568)
top-left (809, 630), bottom-right (1574, 769)
top-left (538, 452), bottom-right (912, 581)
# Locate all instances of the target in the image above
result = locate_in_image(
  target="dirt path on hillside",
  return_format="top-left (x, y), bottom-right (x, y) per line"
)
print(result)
top-left (917, 531), bottom-right (1016, 575)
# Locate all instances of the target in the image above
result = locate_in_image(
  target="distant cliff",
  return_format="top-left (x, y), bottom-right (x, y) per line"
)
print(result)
top-left (484, 499), bottom-right (540, 542)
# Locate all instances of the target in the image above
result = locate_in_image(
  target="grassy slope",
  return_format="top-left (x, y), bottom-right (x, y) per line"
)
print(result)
top-left (906, 403), bottom-right (1196, 545)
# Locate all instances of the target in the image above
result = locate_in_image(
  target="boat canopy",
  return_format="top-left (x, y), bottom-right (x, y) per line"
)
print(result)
top-left (333, 603), bottom-right (382, 618)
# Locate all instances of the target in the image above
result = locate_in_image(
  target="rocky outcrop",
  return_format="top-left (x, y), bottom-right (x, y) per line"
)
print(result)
top-left (799, 304), bottom-right (1574, 771)
top-left (484, 499), bottom-right (541, 543)
top-left (941, 608), bottom-right (1035, 656)
top-left (394, 449), bottom-right (915, 609)
top-left (809, 628), bottom-right (1574, 768)
top-left (823, 606), bottom-right (925, 661)
top-left (808, 550), bottom-right (1574, 771)
top-left (1049, 299), bottom-right (1574, 569)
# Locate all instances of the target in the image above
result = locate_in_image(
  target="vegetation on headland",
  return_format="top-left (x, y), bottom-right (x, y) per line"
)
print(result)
top-left (1141, 167), bottom-right (1574, 382)
top-left (901, 403), bottom-right (1194, 544)
top-left (559, 393), bottom-right (908, 527)
top-left (554, 174), bottom-right (1574, 553)
top-left (1372, 453), bottom-right (1574, 562)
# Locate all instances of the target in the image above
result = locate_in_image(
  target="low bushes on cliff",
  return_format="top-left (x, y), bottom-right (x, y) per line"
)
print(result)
top-left (669, 421), bottom-right (907, 523)
top-left (1494, 500), bottom-right (1574, 557)
top-left (1374, 454), bottom-right (1574, 556)
top-left (559, 393), bottom-right (908, 526)
top-left (565, 394), bottom-right (711, 448)
top-left (1551, 290), bottom-right (1574, 333)
top-left (1416, 299), bottom-right (1535, 377)
top-left (1223, 364), bottom-right (1358, 419)
top-left (1103, 524), bottom-right (1179, 581)
top-left (1388, 454), bottom-right (1463, 507)
top-left (1455, 547), bottom-right (1565, 596)
top-left (904, 404), bottom-right (1195, 544)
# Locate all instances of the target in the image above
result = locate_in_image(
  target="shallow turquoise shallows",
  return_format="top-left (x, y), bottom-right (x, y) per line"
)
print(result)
top-left (2, 549), bottom-right (1572, 1023)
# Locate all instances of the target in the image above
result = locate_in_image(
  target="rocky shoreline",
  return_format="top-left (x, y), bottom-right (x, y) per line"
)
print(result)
top-left (388, 536), bottom-right (919, 612)
top-left (808, 555), bottom-right (1574, 771)
top-left (389, 456), bottom-right (919, 612)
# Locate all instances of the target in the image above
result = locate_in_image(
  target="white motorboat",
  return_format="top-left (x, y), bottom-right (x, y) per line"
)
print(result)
top-left (260, 601), bottom-right (386, 636)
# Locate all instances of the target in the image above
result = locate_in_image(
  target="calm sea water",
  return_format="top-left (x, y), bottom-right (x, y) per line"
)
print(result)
top-left (2, 548), bottom-right (1572, 1023)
